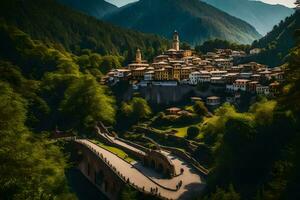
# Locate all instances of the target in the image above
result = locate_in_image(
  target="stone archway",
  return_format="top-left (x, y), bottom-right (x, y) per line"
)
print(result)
top-left (158, 163), bottom-right (163, 172)
top-left (95, 170), bottom-right (104, 186)
top-left (104, 180), bottom-right (109, 192)
top-left (151, 160), bottom-right (156, 169)
top-left (87, 163), bottom-right (90, 176)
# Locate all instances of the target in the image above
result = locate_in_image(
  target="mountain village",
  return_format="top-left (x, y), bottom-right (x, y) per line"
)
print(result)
top-left (106, 31), bottom-right (284, 106)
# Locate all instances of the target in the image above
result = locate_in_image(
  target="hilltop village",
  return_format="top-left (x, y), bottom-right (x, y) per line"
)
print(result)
top-left (106, 31), bottom-right (284, 106)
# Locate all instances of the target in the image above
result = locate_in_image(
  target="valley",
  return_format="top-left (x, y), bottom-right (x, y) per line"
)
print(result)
top-left (0, 1), bottom-right (300, 200)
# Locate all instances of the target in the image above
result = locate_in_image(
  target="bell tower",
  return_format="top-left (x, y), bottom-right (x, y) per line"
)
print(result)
top-left (136, 48), bottom-right (142, 63)
top-left (172, 30), bottom-right (180, 51)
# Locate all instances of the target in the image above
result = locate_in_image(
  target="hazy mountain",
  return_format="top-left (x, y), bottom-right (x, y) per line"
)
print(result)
top-left (57, 0), bottom-right (118, 19)
top-left (104, 0), bottom-right (261, 45)
top-left (203, 0), bottom-right (294, 35)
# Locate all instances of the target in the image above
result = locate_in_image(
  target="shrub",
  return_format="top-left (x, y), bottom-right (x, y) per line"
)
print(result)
top-left (193, 101), bottom-right (208, 116)
top-left (186, 126), bottom-right (200, 139)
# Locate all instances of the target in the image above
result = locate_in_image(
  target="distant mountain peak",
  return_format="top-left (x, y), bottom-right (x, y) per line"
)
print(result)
top-left (104, 0), bottom-right (261, 45)
top-left (203, 0), bottom-right (294, 35)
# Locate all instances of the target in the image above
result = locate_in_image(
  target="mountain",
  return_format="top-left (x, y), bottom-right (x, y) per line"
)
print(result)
top-left (104, 0), bottom-right (262, 45)
top-left (203, 0), bottom-right (294, 35)
top-left (241, 11), bottom-right (300, 67)
top-left (0, 0), bottom-right (169, 62)
top-left (57, 0), bottom-right (118, 19)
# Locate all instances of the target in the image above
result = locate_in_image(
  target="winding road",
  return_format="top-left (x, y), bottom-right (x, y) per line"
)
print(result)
top-left (76, 139), bottom-right (205, 200)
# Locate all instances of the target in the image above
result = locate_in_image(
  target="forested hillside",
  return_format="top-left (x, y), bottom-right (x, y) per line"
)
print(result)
top-left (200, 28), bottom-right (300, 200)
top-left (105, 0), bottom-right (261, 45)
top-left (57, 0), bottom-right (117, 19)
top-left (245, 11), bottom-right (300, 67)
top-left (0, 0), bottom-right (169, 62)
top-left (203, 0), bottom-right (294, 35)
top-left (0, 20), bottom-right (119, 198)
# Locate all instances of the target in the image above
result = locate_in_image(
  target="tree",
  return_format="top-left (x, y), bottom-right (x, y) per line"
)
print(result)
top-left (121, 97), bottom-right (152, 122)
top-left (202, 185), bottom-right (240, 200)
top-left (0, 82), bottom-right (75, 199)
top-left (186, 126), bottom-right (200, 139)
top-left (295, 0), bottom-right (300, 9)
top-left (193, 101), bottom-right (208, 116)
top-left (60, 75), bottom-right (116, 130)
top-left (120, 185), bottom-right (138, 200)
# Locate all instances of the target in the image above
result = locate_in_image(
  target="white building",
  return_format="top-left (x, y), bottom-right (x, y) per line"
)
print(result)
top-left (233, 79), bottom-right (250, 91)
top-left (189, 71), bottom-right (201, 85)
top-left (211, 77), bottom-right (225, 84)
top-left (144, 71), bottom-right (154, 81)
top-left (250, 48), bottom-right (261, 55)
top-left (213, 58), bottom-right (233, 69)
top-left (256, 85), bottom-right (270, 95)
top-left (210, 70), bottom-right (228, 77)
top-left (206, 96), bottom-right (221, 106)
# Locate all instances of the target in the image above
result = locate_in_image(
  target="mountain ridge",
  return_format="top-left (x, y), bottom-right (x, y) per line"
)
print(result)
top-left (57, 0), bottom-right (118, 19)
top-left (104, 0), bottom-right (261, 45)
top-left (0, 0), bottom-right (170, 62)
top-left (202, 0), bottom-right (294, 35)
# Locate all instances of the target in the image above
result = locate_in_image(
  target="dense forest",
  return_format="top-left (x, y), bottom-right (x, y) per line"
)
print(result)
top-left (1, 0), bottom-right (300, 199)
top-left (195, 39), bottom-right (251, 54)
top-left (246, 11), bottom-right (300, 67)
top-left (0, 0), bottom-right (170, 63)
top-left (0, 21), bottom-right (118, 198)
top-left (57, 0), bottom-right (117, 19)
top-left (199, 29), bottom-right (300, 200)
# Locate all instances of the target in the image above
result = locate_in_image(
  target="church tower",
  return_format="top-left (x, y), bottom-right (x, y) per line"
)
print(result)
top-left (172, 30), bottom-right (180, 51)
top-left (135, 48), bottom-right (142, 63)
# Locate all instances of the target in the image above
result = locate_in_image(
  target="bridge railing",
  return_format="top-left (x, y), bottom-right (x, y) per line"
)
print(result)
top-left (76, 140), bottom-right (176, 200)
top-left (141, 136), bottom-right (209, 176)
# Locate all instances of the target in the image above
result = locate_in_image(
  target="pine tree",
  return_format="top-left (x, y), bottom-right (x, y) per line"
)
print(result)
top-left (296, 0), bottom-right (300, 9)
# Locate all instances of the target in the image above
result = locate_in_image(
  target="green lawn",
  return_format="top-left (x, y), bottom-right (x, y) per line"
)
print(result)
top-left (152, 124), bottom-right (205, 139)
top-left (91, 140), bottom-right (135, 163)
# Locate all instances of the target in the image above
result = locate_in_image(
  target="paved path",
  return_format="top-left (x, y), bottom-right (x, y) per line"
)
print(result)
top-left (76, 139), bottom-right (205, 200)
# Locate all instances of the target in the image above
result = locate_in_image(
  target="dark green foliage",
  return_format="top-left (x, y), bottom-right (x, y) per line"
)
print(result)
top-left (57, 0), bottom-right (117, 19)
top-left (0, 82), bottom-right (76, 200)
top-left (120, 97), bottom-right (152, 126)
top-left (0, 0), bottom-right (169, 62)
top-left (152, 112), bottom-right (199, 127)
top-left (247, 12), bottom-right (300, 67)
top-left (105, 0), bottom-right (261, 45)
top-left (60, 75), bottom-right (116, 130)
top-left (195, 39), bottom-right (251, 54)
top-left (203, 0), bottom-right (293, 35)
top-left (202, 185), bottom-right (240, 200)
top-left (193, 101), bottom-right (208, 117)
top-left (120, 185), bottom-right (138, 200)
top-left (186, 126), bottom-right (200, 139)
top-left (202, 34), bottom-right (300, 199)
top-left (0, 22), bottom-right (116, 132)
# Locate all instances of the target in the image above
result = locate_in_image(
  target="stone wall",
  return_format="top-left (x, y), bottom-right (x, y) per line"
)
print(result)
top-left (75, 142), bottom-right (125, 200)
top-left (123, 84), bottom-right (223, 104)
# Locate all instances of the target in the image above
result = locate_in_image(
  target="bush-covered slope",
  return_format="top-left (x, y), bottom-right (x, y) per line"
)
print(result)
top-left (104, 0), bottom-right (261, 45)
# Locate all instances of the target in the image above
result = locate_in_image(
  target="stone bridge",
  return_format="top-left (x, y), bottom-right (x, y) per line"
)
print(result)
top-left (59, 122), bottom-right (208, 200)
top-left (96, 122), bottom-right (176, 178)
top-left (74, 139), bottom-right (206, 200)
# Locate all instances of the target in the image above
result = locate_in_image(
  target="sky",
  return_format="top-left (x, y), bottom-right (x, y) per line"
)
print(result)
top-left (105, 0), bottom-right (296, 8)
top-left (260, 0), bottom-right (295, 7)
